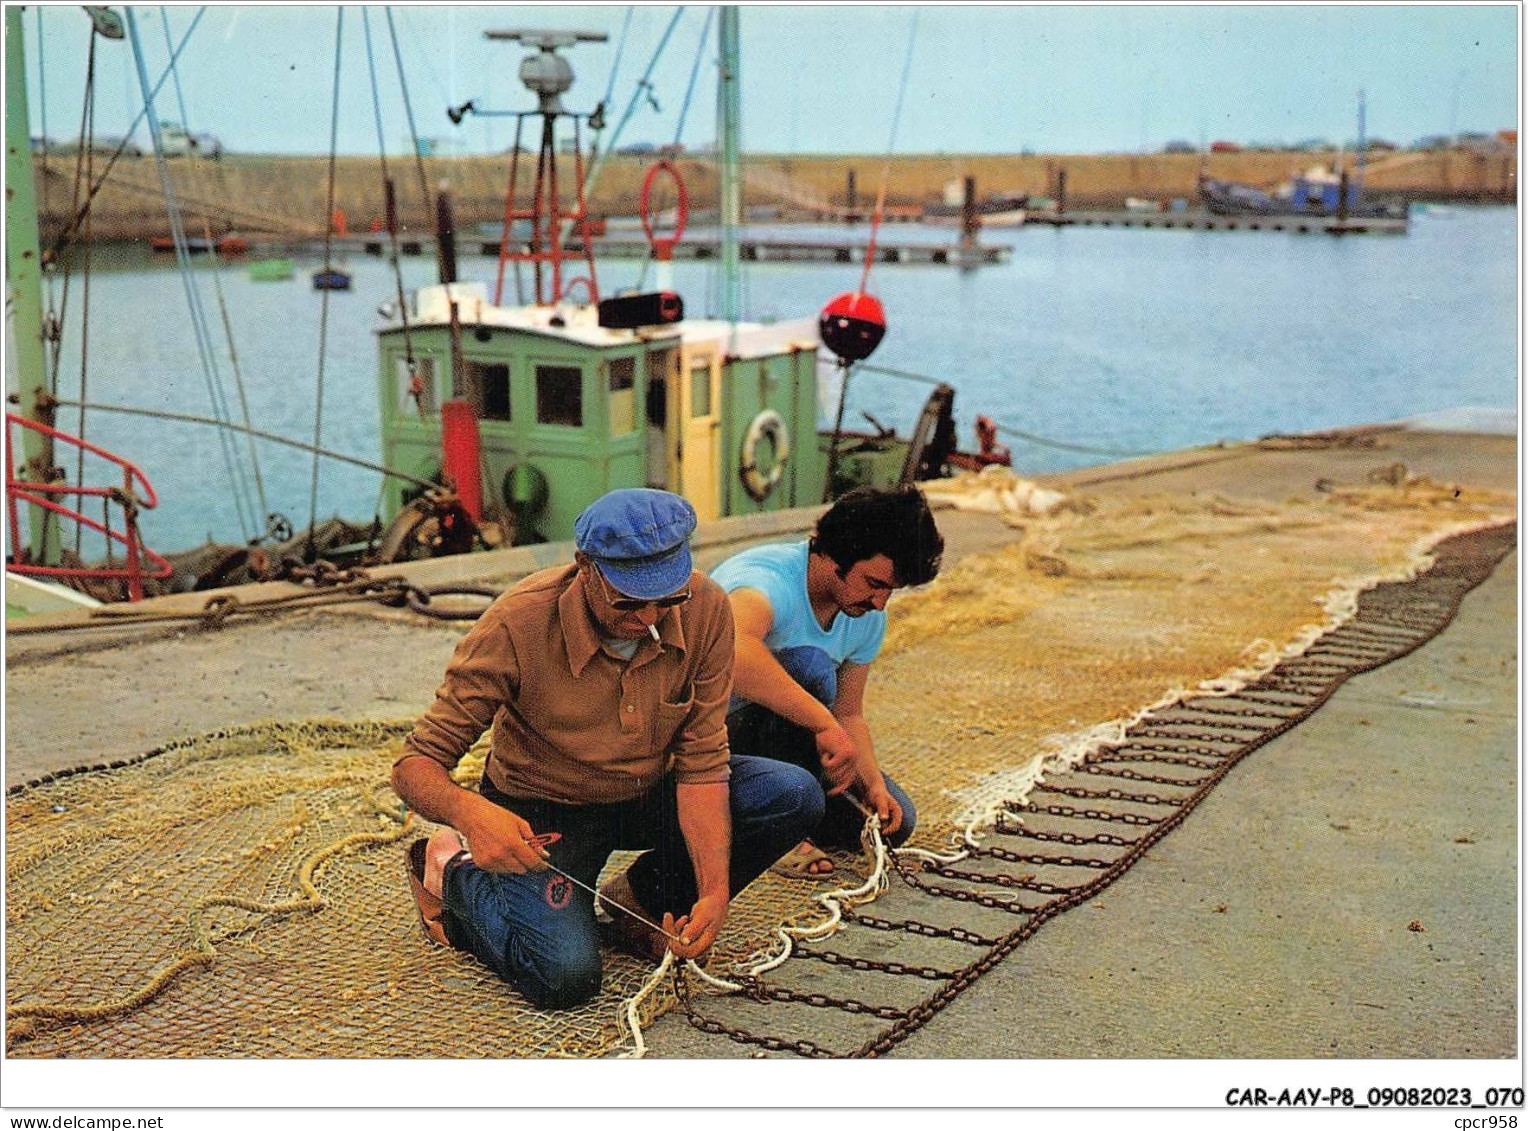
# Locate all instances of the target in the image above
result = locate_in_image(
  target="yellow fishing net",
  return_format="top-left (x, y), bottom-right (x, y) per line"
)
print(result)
top-left (5, 473), bottom-right (1514, 1057)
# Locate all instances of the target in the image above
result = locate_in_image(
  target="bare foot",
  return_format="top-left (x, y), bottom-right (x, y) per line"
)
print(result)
top-left (423, 827), bottom-right (467, 897)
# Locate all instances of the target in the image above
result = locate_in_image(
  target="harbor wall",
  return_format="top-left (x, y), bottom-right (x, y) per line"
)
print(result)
top-left (36, 148), bottom-right (1516, 244)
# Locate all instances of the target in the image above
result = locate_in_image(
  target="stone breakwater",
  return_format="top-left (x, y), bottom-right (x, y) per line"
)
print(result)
top-left (36, 148), bottom-right (1515, 244)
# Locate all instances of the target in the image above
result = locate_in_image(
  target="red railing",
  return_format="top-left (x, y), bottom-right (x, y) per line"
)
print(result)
top-left (5, 412), bottom-right (172, 601)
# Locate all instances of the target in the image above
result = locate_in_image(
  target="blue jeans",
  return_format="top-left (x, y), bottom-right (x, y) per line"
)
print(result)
top-left (726, 645), bottom-right (916, 851)
top-left (439, 756), bottom-right (821, 1009)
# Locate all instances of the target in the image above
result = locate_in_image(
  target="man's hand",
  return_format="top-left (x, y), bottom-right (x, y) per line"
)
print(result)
top-left (456, 795), bottom-right (552, 874)
top-left (815, 723), bottom-right (859, 796)
top-left (862, 778), bottom-right (904, 836)
top-left (664, 892), bottom-right (728, 960)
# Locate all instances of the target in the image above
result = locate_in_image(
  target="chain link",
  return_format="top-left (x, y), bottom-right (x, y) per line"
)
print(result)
top-left (991, 819), bottom-right (1140, 848)
top-left (1032, 781), bottom-right (1186, 807)
top-left (842, 910), bottom-right (999, 947)
top-left (795, 947), bottom-right (957, 981)
top-left (977, 844), bottom-right (1114, 869)
top-left (665, 524), bottom-right (1516, 1061)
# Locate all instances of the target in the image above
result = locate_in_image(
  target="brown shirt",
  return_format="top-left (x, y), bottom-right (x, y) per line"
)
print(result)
top-left (398, 563), bottom-right (734, 804)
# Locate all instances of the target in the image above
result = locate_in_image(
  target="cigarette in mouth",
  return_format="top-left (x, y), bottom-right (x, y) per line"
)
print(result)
top-left (648, 624), bottom-right (661, 642)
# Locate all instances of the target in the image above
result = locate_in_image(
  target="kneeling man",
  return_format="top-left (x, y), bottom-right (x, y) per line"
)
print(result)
top-left (392, 488), bottom-right (821, 1008)
top-left (711, 485), bottom-right (943, 877)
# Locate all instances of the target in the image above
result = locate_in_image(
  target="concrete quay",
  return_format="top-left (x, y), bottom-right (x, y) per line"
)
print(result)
top-left (4, 424), bottom-right (1517, 1068)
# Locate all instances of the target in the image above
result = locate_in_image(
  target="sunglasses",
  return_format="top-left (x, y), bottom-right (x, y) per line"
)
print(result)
top-left (590, 564), bottom-right (691, 612)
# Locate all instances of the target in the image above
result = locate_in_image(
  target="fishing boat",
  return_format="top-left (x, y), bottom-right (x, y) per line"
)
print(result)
top-left (1198, 166), bottom-right (1408, 221)
top-left (5, 6), bottom-right (1005, 604)
top-left (1197, 92), bottom-right (1409, 225)
top-left (372, 15), bottom-right (1000, 548)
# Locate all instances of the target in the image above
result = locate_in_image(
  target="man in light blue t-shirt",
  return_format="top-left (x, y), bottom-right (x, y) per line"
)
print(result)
top-left (710, 486), bottom-right (943, 877)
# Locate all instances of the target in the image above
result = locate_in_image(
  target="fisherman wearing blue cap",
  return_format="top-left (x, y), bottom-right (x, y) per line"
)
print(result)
top-left (393, 488), bottom-right (821, 1009)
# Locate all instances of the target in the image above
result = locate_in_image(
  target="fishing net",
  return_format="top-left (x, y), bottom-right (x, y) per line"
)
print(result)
top-left (6, 472), bottom-right (1514, 1057)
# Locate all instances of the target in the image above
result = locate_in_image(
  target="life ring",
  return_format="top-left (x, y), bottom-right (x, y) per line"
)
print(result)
top-left (740, 409), bottom-right (790, 502)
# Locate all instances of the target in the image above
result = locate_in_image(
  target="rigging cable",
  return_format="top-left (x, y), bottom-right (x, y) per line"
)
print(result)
top-left (158, 5), bottom-right (270, 530)
top-left (362, 8), bottom-right (423, 542)
top-left (824, 11), bottom-right (919, 499)
top-left (363, 9), bottom-right (424, 415)
top-left (45, 23), bottom-right (96, 401)
top-left (124, 6), bottom-right (259, 543)
top-left (50, 399), bottom-right (437, 490)
top-left (45, 23), bottom-right (109, 399)
top-left (855, 363), bottom-right (1154, 458)
top-left (858, 9), bottom-right (919, 296)
top-left (73, 39), bottom-right (97, 560)
top-left (600, 8), bottom-right (636, 119)
top-left (306, 7), bottom-right (345, 562)
top-left (574, 4), bottom-right (688, 247)
top-left (384, 8), bottom-right (439, 283)
top-left (46, 10), bottom-right (207, 262)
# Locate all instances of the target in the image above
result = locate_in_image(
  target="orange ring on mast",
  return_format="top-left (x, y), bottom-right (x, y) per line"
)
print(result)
top-left (640, 159), bottom-right (689, 260)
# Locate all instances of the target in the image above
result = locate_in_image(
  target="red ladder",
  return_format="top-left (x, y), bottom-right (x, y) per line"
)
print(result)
top-left (5, 413), bottom-right (172, 601)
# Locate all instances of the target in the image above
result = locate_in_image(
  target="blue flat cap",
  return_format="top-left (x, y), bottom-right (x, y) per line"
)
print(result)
top-left (574, 488), bottom-right (697, 599)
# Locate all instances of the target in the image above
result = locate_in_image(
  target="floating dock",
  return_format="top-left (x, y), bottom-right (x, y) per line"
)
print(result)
top-left (1025, 208), bottom-right (1409, 235)
top-left (250, 235), bottom-right (1013, 267)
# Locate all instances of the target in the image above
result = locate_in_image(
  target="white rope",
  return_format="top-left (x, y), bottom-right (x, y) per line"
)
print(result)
top-left (612, 807), bottom-right (898, 1056)
top-left (614, 948), bottom-right (675, 1059)
top-left (740, 810), bottom-right (891, 978)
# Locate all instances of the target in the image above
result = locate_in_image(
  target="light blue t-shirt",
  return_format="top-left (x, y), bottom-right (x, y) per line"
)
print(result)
top-left (709, 540), bottom-right (885, 666)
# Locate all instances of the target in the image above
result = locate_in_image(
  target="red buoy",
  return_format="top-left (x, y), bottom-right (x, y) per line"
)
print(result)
top-left (819, 291), bottom-right (887, 363)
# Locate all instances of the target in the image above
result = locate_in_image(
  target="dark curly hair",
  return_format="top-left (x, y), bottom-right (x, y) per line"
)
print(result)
top-left (809, 485), bottom-right (943, 586)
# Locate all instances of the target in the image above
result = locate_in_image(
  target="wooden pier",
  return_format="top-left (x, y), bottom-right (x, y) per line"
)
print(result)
top-left (1024, 208), bottom-right (1409, 235)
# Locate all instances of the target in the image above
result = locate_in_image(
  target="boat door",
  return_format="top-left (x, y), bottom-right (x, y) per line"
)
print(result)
top-left (677, 341), bottom-right (722, 521)
top-left (644, 346), bottom-right (679, 491)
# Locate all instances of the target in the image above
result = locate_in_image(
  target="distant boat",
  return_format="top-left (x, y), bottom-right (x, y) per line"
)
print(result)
top-left (248, 258), bottom-right (294, 281)
top-left (1198, 167), bottom-right (1408, 222)
top-left (149, 233), bottom-right (248, 256)
top-left (311, 268), bottom-right (352, 291)
top-left (922, 192), bottom-right (1029, 228)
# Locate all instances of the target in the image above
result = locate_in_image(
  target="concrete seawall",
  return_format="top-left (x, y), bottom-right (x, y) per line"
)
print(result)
top-left (37, 148), bottom-right (1516, 245)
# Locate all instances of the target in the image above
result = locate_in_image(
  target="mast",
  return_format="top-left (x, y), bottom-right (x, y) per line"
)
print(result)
top-left (4, 7), bottom-right (59, 565)
top-left (1354, 89), bottom-right (1367, 204)
top-left (717, 5), bottom-right (741, 322)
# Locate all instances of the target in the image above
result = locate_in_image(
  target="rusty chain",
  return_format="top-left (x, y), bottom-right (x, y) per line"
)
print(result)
top-left (674, 522), bottom-right (1516, 1059)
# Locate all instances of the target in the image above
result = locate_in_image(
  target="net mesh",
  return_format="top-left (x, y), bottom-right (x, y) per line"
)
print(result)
top-left (6, 476), bottom-right (1514, 1057)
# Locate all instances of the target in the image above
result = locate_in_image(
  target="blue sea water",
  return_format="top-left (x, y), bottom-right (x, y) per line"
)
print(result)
top-left (21, 205), bottom-right (1518, 555)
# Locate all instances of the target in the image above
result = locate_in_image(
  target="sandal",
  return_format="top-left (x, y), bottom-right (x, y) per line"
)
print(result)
top-left (769, 839), bottom-right (835, 880)
top-left (406, 836), bottom-right (466, 949)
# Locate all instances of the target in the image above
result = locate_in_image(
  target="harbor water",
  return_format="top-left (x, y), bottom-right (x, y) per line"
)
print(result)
top-left (23, 205), bottom-right (1517, 556)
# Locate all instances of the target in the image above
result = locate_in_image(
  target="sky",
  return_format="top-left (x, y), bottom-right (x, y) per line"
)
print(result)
top-left (17, 3), bottom-right (1521, 157)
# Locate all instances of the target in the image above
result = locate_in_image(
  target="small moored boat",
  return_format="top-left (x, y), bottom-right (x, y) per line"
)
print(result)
top-left (248, 258), bottom-right (294, 281)
top-left (311, 268), bottom-right (352, 291)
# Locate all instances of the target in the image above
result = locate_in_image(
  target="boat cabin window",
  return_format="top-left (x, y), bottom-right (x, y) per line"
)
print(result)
top-left (689, 360), bottom-right (712, 417)
top-left (464, 361), bottom-right (511, 421)
top-left (396, 355), bottom-right (436, 413)
top-left (536, 364), bottom-right (584, 427)
top-left (608, 357), bottom-right (637, 435)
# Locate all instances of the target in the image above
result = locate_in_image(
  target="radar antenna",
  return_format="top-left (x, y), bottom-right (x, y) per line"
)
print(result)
top-left (450, 29), bottom-right (608, 306)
